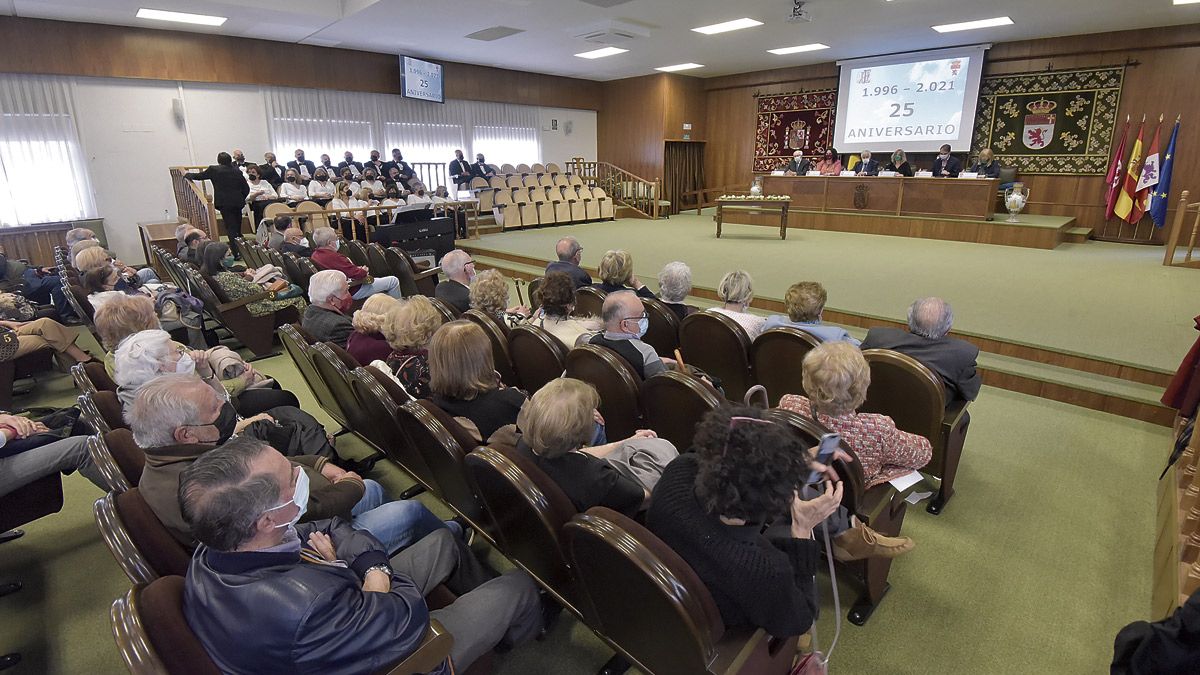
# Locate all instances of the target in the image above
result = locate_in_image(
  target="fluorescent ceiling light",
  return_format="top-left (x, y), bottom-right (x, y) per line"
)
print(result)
top-left (692, 18), bottom-right (763, 35)
top-left (136, 8), bottom-right (227, 26)
top-left (575, 46), bottom-right (629, 59)
top-left (1174, 0), bottom-right (1200, 5)
top-left (768, 43), bottom-right (830, 55)
top-left (656, 63), bottom-right (704, 72)
top-left (932, 16), bottom-right (1013, 33)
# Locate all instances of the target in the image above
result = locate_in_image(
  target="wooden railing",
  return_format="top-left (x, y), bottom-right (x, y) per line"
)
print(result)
top-left (169, 166), bottom-right (216, 237)
top-left (411, 162), bottom-right (448, 191)
top-left (1163, 190), bottom-right (1200, 268)
top-left (567, 159), bottom-right (661, 220)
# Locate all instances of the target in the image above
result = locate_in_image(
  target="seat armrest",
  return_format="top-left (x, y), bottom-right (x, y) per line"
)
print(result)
top-left (217, 292), bottom-right (271, 311)
top-left (415, 267), bottom-right (440, 281)
top-left (712, 627), bottom-right (799, 675)
top-left (942, 399), bottom-right (970, 434)
top-left (379, 620), bottom-right (453, 675)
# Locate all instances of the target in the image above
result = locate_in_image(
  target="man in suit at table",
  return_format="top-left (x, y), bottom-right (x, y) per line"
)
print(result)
top-left (184, 153), bottom-right (250, 259)
top-left (861, 297), bottom-right (980, 408)
top-left (785, 150), bottom-right (811, 175)
top-left (931, 144), bottom-right (962, 178)
top-left (855, 150), bottom-right (880, 176)
top-left (449, 149), bottom-right (473, 190)
top-left (287, 149), bottom-right (317, 183)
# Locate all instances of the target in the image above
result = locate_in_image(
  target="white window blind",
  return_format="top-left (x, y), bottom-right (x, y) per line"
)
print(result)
top-left (0, 74), bottom-right (95, 227)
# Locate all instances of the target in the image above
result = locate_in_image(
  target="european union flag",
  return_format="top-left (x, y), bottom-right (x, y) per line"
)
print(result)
top-left (1150, 118), bottom-right (1180, 228)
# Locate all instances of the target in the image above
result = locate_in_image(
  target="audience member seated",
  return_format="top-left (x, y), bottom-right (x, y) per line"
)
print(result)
top-left (180, 439), bottom-right (541, 673)
top-left (449, 149), bottom-right (472, 190)
top-left (364, 150), bottom-right (386, 179)
top-left (434, 250), bottom-right (475, 314)
top-left (884, 149), bottom-right (914, 176)
top-left (1, 315), bottom-right (94, 366)
top-left (231, 149), bottom-right (251, 172)
top-left (657, 261), bottom-right (698, 320)
top-left (381, 186), bottom-right (405, 221)
top-left (310, 227), bottom-right (402, 301)
top-left (646, 406), bottom-right (838, 638)
top-left (589, 291), bottom-right (669, 378)
top-left (259, 152), bottom-right (287, 187)
top-left (265, 215), bottom-right (291, 250)
top-left (113, 329), bottom-right (294, 415)
top-left (175, 224), bottom-right (199, 257)
top-left (406, 184), bottom-right (433, 205)
top-left (307, 168), bottom-right (337, 203)
top-left (347, 294), bottom-right (400, 366)
top-left (338, 150), bottom-right (364, 177)
top-left (64, 227), bottom-right (95, 250)
top-left (131, 378), bottom-right (455, 552)
top-left (329, 184), bottom-right (371, 240)
top-left (374, 295), bottom-right (442, 398)
top-left (279, 227), bottom-right (312, 258)
top-left (764, 281), bottom-right (861, 345)
top-left (278, 169), bottom-right (308, 204)
top-left (518, 378), bottom-right (676, 516)
top-left (199, 241), bottom-right (306, 318)
top-left (337, 167), bottom-right (361, 194)
top-left (383, 148), bottom-right (416, 189)
top-left (469, 269), bottom-right (529, 328)
top-left (70, 238), bottom-right (101, 270)
top-left (287, 148), bottom-right (316, 182)
top-left (780, 341), bottom-right (932, 488)
top-left (94, 293), bottom-right (205, 373)
top-left (970, 148), bottom-right (1002, 180)
top-left (302, 270), bottom-right (355, 348)
top-left (531, 272), bottom-right (601, 349)
top-left (471, 153), bottom-right (496, 179)
top-left (318, 154), bottom-right (337, 177)
top-left (74, 245), bottom-right (159, 286)
top-left (860, 297), bottom-right (980, 406)
top-left (593, 249), bottom-right (655, 299)
top-left (545, 236), bottom-right (592, 288)
top-left (0, 412), bottom-right (104, 500)
top-left (0, 245), bottom-right (70, 318)
top-left (429, 320), bottom-right (527, 442)
top-left (246, 165), bottom-right (280, 224)
top-left (360, 169), bottom-right (387, 200)
top-left (182, 230), bottom-right (209, 264)
top-left (85, 263), bottom-right (204, 346)
top-left (707, 270), bottom-right (765, 339)
top-left (816, 148), bottom-right (843, 175)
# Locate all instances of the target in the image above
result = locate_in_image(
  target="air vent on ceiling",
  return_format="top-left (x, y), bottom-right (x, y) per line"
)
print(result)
top-left (465, 26), bottom-right (526, 41)
top-left (577, 0), bottom-right (635, 7)
top-left (572, 19), bottom-right (649, 45)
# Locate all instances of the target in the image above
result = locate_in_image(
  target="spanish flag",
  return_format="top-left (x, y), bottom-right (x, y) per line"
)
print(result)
top-left (1113, 115), bottom-right (1145, 223)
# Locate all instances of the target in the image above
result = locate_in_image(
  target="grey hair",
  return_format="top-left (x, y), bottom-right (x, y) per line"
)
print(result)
top-left (312, 226), bottom-right (338, 249)
top-left (126, 374), bottom-right (216, 448)
top-left (440, 249), bottom-right (470, 277)
top-left (907, 297), bottom-right (954, 339)
top-left (717, 270), bottom-right (754, 305)
top-left (556, 236), bottom-right (581, 261)
top-left (657, 262), bottom-right (692, 303)
top-left (179, 437), bottom-right (279, 552)
top-left (174, 224), bottom-right (191, 242)
top-left (308, 269), bottom-right (347, 305)
top-left (113, 329), bottom-right (176, 393)
top-left (601, 290), bottom-right (636, 325)
top-left (65, 228), bottom-right (95, 247)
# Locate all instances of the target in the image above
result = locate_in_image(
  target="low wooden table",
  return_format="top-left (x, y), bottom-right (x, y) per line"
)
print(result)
top-left (715, 197), bottom-right (791, 239)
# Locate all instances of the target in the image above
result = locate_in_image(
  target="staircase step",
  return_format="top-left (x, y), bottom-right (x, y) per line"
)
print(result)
top-left (1064, 227), bottom-right (1093, 243)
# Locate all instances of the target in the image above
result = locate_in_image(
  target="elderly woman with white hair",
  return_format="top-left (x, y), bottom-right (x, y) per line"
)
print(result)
top-left (112, 328), bottom-right (298, 416)
top-left (309, 226), bottom-right (402, 302)
top-left (707, 270), bottom-right (765, 339)
top-left (657, 261), bottom-right (697, 320)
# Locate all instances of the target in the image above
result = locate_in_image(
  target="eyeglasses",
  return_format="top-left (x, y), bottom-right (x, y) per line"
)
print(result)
top-left (464, 260), bottom-right (476, 266)
top-left (620, 313), bottom-right (648, 322)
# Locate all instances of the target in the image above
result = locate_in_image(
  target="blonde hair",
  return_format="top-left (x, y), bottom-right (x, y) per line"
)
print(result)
top-left (801, 341), bottom-right (870, 416)
top-left (354, 188), bottom-right (372, 202)
top-left (70, 239), bottom-right (101, 268)
top-left (718, 270), bottom-right (754, 305)
top-left (469, 269), bottom-right (509, 316)
top-left (384, 296), bottom-right (442, 350)
top-left (598, 250), bottom-right (633, 286)
top-left (784, 282), bottom-right (827, 323)
top-left (523, 378), bottom-right (599, 458)
top-left (352, 293), bottom-right (399, 334)
top-left (428, 320), bottom-right (496, 400)
top-left (94, 294), bottom-right (160, 351)
top-left (74, 246), bottom-right (111, 274)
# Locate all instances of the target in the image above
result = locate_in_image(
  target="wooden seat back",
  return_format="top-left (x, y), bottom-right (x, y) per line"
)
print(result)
top-left (750, 327), bottom-right (821, 405)
top-left (564, 345), bottom-right (642, 440)
top-left (679, 312), bottom-right (753, 401)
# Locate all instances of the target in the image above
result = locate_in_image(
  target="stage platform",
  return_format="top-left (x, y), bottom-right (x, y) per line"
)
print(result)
top-left (720, 207), bottom-right (1080, 250)
top-left (459, 215), bottom-right (1195, 425)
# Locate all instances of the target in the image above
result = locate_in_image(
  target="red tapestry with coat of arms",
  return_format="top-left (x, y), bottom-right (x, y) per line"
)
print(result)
top-left (754, 90), bottom-right (837, 173)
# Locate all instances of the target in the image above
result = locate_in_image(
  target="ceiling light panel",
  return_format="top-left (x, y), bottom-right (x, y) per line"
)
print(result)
top-left (692, 17), bottom-right (763, 35)
top-left (465, 26), bottom-right (525, 41)
top-left (768, 43), bottom-right (830, 55)
top-left (136, 8), bottom-right (227, 26)
top-left (931, 16), bottom-right (1013, 33)
top-left (655, 63), bottom-right (704, 72)
top-left (575, 46), bottom-right (628, 59)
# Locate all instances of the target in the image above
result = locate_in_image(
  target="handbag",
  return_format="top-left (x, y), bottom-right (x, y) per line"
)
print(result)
top-left (263, 278), bottom-right (290, 293)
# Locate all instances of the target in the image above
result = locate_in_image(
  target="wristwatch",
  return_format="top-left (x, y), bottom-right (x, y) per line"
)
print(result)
top-left (365, 563), bottom-right (392, 578)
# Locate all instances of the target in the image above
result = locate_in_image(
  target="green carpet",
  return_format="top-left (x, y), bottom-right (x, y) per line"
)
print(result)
top-left (0, 289), bottom-right (1172, 674)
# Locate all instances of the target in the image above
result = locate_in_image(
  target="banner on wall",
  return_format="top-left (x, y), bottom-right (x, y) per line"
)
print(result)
top-left (970, 66), bottom-right (1124, 175)
top-left (753, 90), bottom-right (837, 173)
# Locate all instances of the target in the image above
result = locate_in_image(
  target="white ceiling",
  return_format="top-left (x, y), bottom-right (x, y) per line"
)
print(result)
top-left (5, 0), bottom-right (1200, 81)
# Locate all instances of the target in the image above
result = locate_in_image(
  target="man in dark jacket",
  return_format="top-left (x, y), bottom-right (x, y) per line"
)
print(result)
top-left (181, 438), bottom-right (542, 674)
top-left (287, 148), bottom-right (317, 183)
top-left (185, 152), bottom-right (250, 259)
top-left (545, 236), bottom-right (592, 288)
top-left (931, 144), bottom-right (962, 178)
top-left (302, 269), bottom-right (356, 346)
top-left (861, 297), bottom-right (981, 406)
top-left (433, 250), bottom-right (474, 314)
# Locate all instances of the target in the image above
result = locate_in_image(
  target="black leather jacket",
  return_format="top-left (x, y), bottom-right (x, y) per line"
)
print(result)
top-left (184, 518), bottom-right (446, 675)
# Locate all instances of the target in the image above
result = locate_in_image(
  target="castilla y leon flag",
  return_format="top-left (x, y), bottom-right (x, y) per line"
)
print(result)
top-left (1113, 115), bottom-right (1146, 223)
top-left (1104, 115), bottom-right (1130, 221)
top-left (1131, 115), bottom-right (1164, 224)
top-left (1150, 117), bottom-right (1181, 228)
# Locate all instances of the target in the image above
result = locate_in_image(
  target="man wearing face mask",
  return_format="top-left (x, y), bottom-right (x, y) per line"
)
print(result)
top-left (309, 228), bottom-right (402, 304)
top-left (287, 148), bottom-right (316, 183)
top-left (180, 438), bottom-right (541, 674)
top-left (301, 270), bottom-right (357, 347)
top-left (132, 376), bottom-right (459, 552)
top-left (449, 149), bottom-right (472, 190)
top-left (279, 227), bottom-right (313, 258)
top-left (931, 144), bottom-right (962, 178)
top-left (338, 151), bottom-right (363, 178)
top-left (434, 249), bottom-right (475, 314)
top-left (383, 148), bottom-right (415, 188)
top-left (588, 291), bottom-right (669, 379)
top-left (366, 150), bottom-right (386, 178)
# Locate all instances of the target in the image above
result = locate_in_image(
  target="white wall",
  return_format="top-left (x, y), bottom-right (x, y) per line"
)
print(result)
top-left (182, 83), bottom-right (270, 167)
top-left (538, 107), bottom-right (597, 168)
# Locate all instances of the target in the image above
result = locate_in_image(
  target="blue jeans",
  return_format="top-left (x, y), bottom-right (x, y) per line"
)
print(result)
top-left (22, 269), bottom-right (71, 318)
top-left (352, 275), bottom-right (402, 300)
top-left (350, 478), bottom-right (449, 554)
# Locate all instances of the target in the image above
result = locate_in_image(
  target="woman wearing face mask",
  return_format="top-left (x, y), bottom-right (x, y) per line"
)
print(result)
top-left (380, 187), bottom-right (404, 223)
top-left (278, 169), bottom-right (309, 205)
top-left (816, 147), bottom-right (842, 176)
top-left (246, 166), bottom-right (280, 226)
top-left (359, 169), bottom-right (387, 199)
top-left (330, 184), bottom-right (371, 240)
top-left (884, 149), bottom-right (914, 177)
top-left (307, 169), bottom-right (336, 205)
top-left (83, 263), bottom-right (207, 347)
top-left (199, 241), bottom-right (306, 318)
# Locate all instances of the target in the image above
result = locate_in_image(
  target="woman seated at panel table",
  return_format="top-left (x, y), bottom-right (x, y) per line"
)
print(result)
top-left (969, 148), bottom-right (1003, 180)
top-left (884, 149), bottom-right (914, 177)
top-left (277, 168), bottom-right (309, 205)
top-left (815, 148), bottom-right (843, 175)
top-left (306, 168), bottom-right (337, 205)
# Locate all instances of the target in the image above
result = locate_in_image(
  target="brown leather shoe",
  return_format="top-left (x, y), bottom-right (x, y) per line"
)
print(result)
top-left (832, 524), bottom-right (914, 561)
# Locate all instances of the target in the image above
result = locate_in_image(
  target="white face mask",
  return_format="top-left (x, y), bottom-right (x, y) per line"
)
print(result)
top-left (300, 238), bottom-right (310, 248)
top-left (174, 352), bottom-right (196, 375)
top-left (333, 240), bottom-right (341, 251)
top-left (265, 467), bottom-right (309, 530)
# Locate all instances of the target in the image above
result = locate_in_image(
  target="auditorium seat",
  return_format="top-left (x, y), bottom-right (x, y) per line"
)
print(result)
top-left (0, 342), bottom-right (53, 409)
top-left (559, 184), bottom-right (585, 222)
top-left (94, 489), bottom-right (191, 583)
top-left (500, 163), bottom-right (517, 175)
top-left (280, 253), bottom-right (311, 292)
top-left (564, 507), bottom-right (799, 675)
top-left (294, 199), bottom-right (328, 231)
top-left (462, 309), bottom-right (519, 388)
top-left (516, 163), bottom-right (531, 175)
top-left (537, 173), bottom-right (555, 188)
top-left (640, 371), bottom-right (724, 451)
top-left (679, 311), bottom-right (754, 402)
top-left (572, 286), bottom-right (605, 318)
top-left (578, 186), bottom-right (600, 221)
top-left (526, 276), bottom-right (544, 311)
top-left (365, 243), bottom-right (391, 278)
top-left (84, 390), bottom-right (127, 432)
top-left (263, 202), bottom-right (293, 223)
top-left (470, 177), bottom-right (496, 212)
top-left (493, 190), bottom-right (521, 230)
top-left (184, 266), bottom-right (288, 358)
top-left (593, 187), bottom-right (615, 220)
top-left (564, 345), bottom-right (642, 440)
top-left (641, 297), bottom-right (681, 356)
top-left (342, 239), bottom-right (370, 267)
top-left (508, 324), bottom-right (567, 394)
top-left (280, 324), bottom-right (350, 430)
top-left (428, 297), bottom-right (460, 322)
top-left (546, 162), bottom-right (562, 175)
top-left (543, 186), bottom-right (571, 224)
top-left (87, 429), bottom-right (144, 492)
top-left (530, 162), bottom-right (546, 175)
top-left (531, 187), bottom-right (555, 225)
top-left (859, 349), bottom-right (971, 515)
top-left (749, 327), bottom-right (821, 406)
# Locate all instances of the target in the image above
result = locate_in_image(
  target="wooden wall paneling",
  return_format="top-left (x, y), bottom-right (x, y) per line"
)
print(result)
top-left (662, 74), bottom-right (707, 141)
top-left (0, 222), bottom-right (75, 267)
top-left (598, 74), bottom-right (668, 180)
